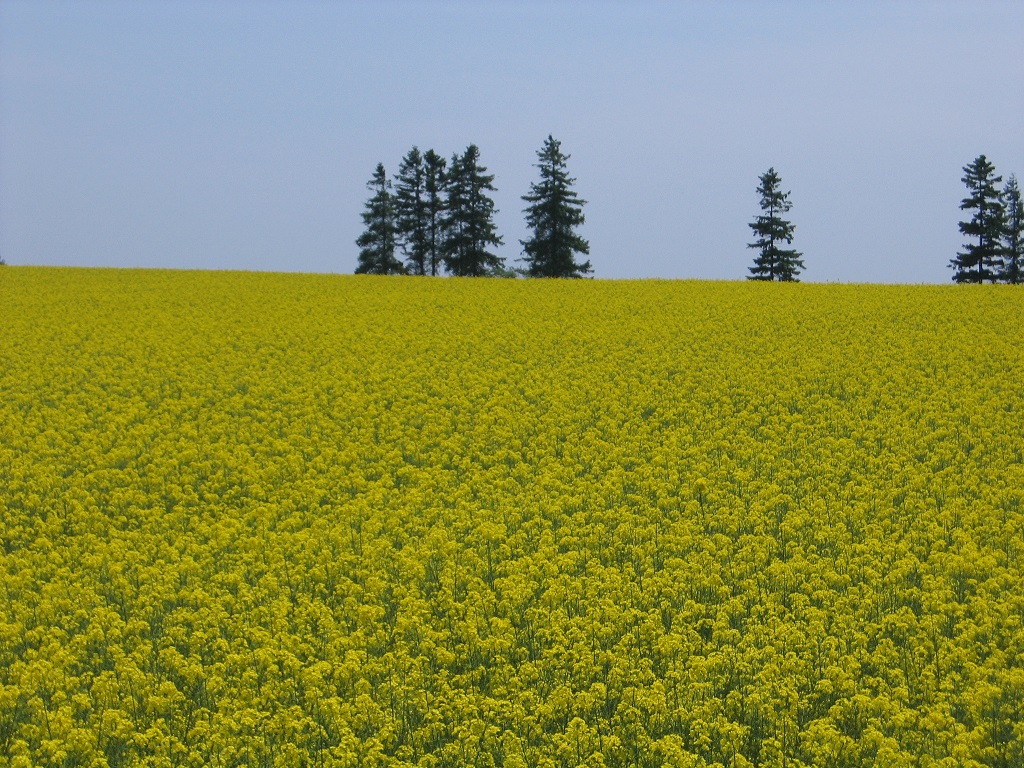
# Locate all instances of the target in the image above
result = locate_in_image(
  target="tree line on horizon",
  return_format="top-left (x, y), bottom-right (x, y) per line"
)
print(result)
top-left (951, 154), bottom-right (1023, 284)
top-left (355, 136), bottom-right (592, 279)
top-left (738, 156), bottom-right (1023, 284)
top-left (354, 144), bottom-right (1023, 284)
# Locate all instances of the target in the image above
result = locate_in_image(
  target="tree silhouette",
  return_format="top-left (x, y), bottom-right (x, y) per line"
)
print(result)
top-left (520, 136), bottom-right (592, 278)
top-left (394, 147), bottom-right (430, 276)
top-left (423, 150), bottom-right (448, 277)
top-left (951, 154), bottom-right (1005, 283)
top-left (747, 168), bottom-right (804, 281)
top-left (1000, 174), bottom-right (1022, 284)
top-left (442, 145), bottom-right (505, 277)
top-left (355, 163), bottom-right (403, 275)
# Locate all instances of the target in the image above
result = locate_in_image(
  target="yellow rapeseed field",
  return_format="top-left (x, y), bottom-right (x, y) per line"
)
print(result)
top-left (1, 267), bottom-right (1023, 768)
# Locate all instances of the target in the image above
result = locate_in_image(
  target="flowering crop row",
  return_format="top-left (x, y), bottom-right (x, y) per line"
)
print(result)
top-left (1, 268), bottom-right (1023, 768)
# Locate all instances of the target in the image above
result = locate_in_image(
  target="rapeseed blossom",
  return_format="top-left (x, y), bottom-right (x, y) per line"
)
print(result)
top-left (1, 268), bottom-right (1022, 767)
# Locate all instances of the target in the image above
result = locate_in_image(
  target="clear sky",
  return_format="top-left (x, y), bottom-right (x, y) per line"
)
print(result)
top-left (1, 1), bottom-right (1022, 282)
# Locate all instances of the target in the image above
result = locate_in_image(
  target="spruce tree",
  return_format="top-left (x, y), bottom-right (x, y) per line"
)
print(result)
top-left (423, 150), bottom-right (448, 277)
top-left (520, 135), bottom-right (592, 278)
top-left (442, 145), bottom-right (505, 277)
top-left (951, 154), bottom-right (1006, 283)
top-left (394, 147), bottom-right (430, 275)
top-left (1001, 174), bottom-right (1022, 284)
top-left (747, 168), bottom-right (804, 281)
top-left (355, 163), bottom-right (403, 275)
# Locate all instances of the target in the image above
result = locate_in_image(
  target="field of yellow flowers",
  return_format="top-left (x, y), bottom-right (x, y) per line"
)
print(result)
top-left (1, 267), bottom-right (1023, 768)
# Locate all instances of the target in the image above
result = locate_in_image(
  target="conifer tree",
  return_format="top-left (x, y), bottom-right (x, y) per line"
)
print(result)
top-left (355, 163), bottom-right (403, 275)
top-left (1001, 174), bottom-right (1022, 284)
top-left (443, 145), bottom-right (505, 277)
top-left (394, 147), bottom-right (430, 275)
top-left (747, 168), bottom-right (803, 281)
top-left (520, 136), bottom-right (592, 278)
top-left (951, 155), bottom-right (1006, 283)
top-left (423, 150), bottom-right (448, 276)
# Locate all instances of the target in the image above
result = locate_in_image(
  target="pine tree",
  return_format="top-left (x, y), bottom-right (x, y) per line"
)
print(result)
top-left (747, 168), bottom-right (804, 281)
top-left (355, 163), bottom-right (403, 275)
top-left (951, 155), bottom-right (1006, 283)
top-left (423, 150), bottom-right (448, 277)
top-left (520, 136), bottom-right (592, 278)
top-left (442, 145), bottom-right (505, 277)
top-left (394, 147), bottom-right (430, 276)
top-left (1001, 174), bottom-right (1022, 284)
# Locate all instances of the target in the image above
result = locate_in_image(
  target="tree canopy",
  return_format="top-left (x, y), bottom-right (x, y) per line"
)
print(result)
top-left (355, 148), bottom-right (1024, 284)
top-left (394, 147), bottom-right (431, 276)
top-left (442, 145), bottom-right (506, 277)
top-left (520, 136), bottom-right (592, 278)
top-left (355, 163), bottom-right (403, 275)
top-left (1001, 173), bottom-right (1022, 284)
top-left (747, 168), bottom-right (804, 282)
top-left (422, 149), bottom-right (449, 277)
top-left (951, 154), bottom-right (1006, 283)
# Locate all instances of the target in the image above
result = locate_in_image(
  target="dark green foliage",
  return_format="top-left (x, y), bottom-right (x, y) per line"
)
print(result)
top-left (951, 155), bottom-right (1006, 283)
top-left (422, 150), bottom-right (449, 277)
top-left (747, 168), bottom-right (804, 282)
top-left (1001, 174), bottom-right (1022, 284)
top-left (520, 136), bottom-right (592, 278)
top-left (394, 147), bottom-right (430, 276)
top-left (355, 163), bottom-right (403, 275)
top-left (442, 145), bottom-right (505, 277)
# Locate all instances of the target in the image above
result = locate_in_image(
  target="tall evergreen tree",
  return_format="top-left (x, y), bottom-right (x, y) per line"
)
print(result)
top-left (423, 150), bottom-right (448, 277)
top-left (355, 163), bottom-right (403, 275)
top-left (1001, 173), bottom-right (1022, 284)
top-left (443, 145), bottom-right (505, 277)
top-left (520, 135), bottom-right (592, 278)
top-left (747, 168), bottom-right (804, 281)
top-left (394, 147), bottom-right (430, 275)
top-left (951, 154), bottom-right (1006, 283)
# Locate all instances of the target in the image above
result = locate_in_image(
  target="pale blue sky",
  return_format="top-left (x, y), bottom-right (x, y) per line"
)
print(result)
top-left (1, 1), bottom-right (1022, 281)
